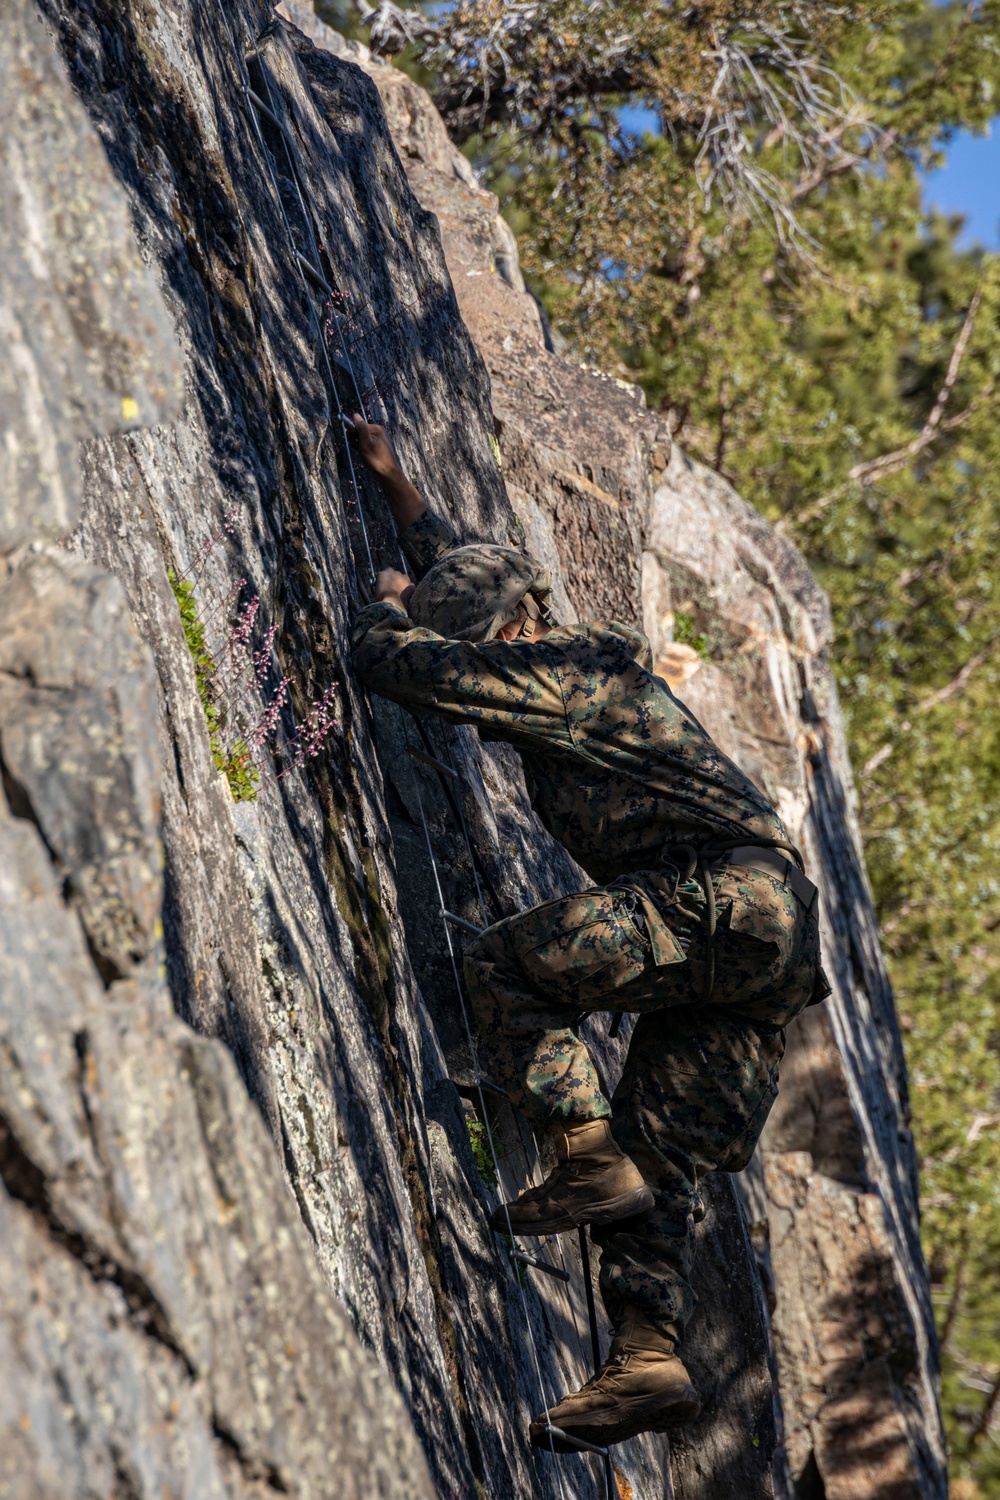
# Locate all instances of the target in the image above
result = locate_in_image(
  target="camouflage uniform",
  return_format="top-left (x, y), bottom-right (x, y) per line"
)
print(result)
top-left (352, 511), bottom-right (823, 1331)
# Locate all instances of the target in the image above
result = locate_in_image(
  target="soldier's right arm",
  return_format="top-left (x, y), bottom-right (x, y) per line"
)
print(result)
top-left (350, 602), bottom-right (572, 751)
top-left (397, 510), bottom-right (461, 580)
top-left (351, 416), bottom-right (460, 580)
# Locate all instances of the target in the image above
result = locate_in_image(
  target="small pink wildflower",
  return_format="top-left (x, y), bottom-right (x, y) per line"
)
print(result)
top-left (188, 507), bottom-right (242, 583)
top-left (252, 623), bottom-right (279, 690)
top-left (202, 575), bottom-right (247, 631)
top-left (250, 675), bottom-right (290, 748)
top-left (275, 681), bottom-right (340, 778)
top-left (227, 594), bottom-right (259, 659)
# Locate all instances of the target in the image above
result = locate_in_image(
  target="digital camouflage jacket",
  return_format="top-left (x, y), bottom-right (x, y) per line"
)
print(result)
top-left (351, 511), bottom-right (788, 887)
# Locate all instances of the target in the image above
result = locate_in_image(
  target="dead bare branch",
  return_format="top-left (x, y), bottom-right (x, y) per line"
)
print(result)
top-left (849, 284), bottom-right (984, 485)
top-left (861, 742), bottom-right (895, 778)
top-left (972, 1371), bottom-right (1000, 1449)
top-left (787, 283), bottom-right (987, 528)
top-left (403, 2), bottom-right (882, 247)
top-left (916, 640), bottom-right (996, 714)
top-left (858, 639), bottom-right (995, 780)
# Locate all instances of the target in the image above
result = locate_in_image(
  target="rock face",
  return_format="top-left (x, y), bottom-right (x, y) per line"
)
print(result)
top-left (296, 13), bottom-right (944, 1495)
top-left (0, 4), bottom-right (433, 1496)
top-left (0, 1), bottom-right (944, 1497)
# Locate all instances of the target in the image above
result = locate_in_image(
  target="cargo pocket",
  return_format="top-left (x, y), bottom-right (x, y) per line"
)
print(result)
top-left (726, 883), bottom-right (796, 957)
top-left (515, 888), bottom-right (650, 1006)
top-left (711, 868), bottom-right (802, 1010)
top-left (610, 871), bottom-right (689, 971)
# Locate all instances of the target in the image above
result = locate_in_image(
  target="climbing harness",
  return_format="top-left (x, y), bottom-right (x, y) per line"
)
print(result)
top-left (210, 9), bottom-right (619, 1494)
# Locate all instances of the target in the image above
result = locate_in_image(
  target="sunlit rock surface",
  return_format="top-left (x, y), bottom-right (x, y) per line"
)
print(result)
top-left (0, 0), bottom-right (944, 1495)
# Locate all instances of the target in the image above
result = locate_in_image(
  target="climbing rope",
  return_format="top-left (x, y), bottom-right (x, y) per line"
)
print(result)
top-left (408, 757), bottom-right (572, 1493)
top-left (405, 733), bottom-right (617, 1495)
top-left (216, 1), bottom-right (377, 587)
top-left (212, 9), bottom-right (618, 1493)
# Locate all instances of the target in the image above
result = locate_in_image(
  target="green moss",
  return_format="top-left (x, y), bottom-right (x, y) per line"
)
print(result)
top-left (673, 611), bottom-right (710, 660)
top-left (168, 569), bottom-right (260, 802)
top-left (466, 1114), bottom-right (499, 1191)
top-left (360, 847), bottom-right (395, 988)
top-left (297, 1091), bottom-right (322, 1170)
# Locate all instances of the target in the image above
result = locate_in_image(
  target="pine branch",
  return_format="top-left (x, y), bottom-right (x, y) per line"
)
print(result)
top-left (939, 1238), bottom-right (968, 1358)
top-left (915, 640), bottom-right (995, 715)
top-left (788, 283), bottom-right (986, 528)
top-left (848, 284), bottom-right (984, 485)
top-left (972, 1370), bottom-right (1000, 1450)
top-left (861, 742), bottom-right (895, 779)
top-left (859, 639), bottom-right (995, 779)
top-left (789, 119), bottom-right (893, 202)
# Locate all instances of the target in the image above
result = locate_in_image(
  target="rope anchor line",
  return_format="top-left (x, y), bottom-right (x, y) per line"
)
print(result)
top-left (215, 11), bottom-right (617, 1491)
top-left (442, 909), bottom-right (484, 938)
top-left (410, 746), bottom-right (617, 1498)
top-left (509, 1250), bottom-right (572, 1286)
top-left (236, 51), bottom-right (377, 584)
top-left (543, 1426), bottom-right (611, 1460)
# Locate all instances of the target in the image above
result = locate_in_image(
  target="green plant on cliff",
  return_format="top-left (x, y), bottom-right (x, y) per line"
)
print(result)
top-left (168, 570), bottom-right (260, 803)
top-left (672, 612), bottom-right (710, 661)
top-left (465, 1113), bottom-right (499, 1191)
top-left (337, 0), bottom-right (1000, 1486)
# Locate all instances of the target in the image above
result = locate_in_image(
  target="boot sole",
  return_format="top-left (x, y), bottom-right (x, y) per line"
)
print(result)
top-left (529, 1390), bottom-right (702, 1451)
top-left (491, 1184), bottom-right (654, 1238)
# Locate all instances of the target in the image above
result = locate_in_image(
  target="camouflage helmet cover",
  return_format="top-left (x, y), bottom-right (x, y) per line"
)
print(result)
top-left (408, 544), bottom-right (553, 643)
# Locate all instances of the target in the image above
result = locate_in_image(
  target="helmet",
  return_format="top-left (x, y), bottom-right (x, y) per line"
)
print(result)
top-left (408, 544), bottom-right (553, 643)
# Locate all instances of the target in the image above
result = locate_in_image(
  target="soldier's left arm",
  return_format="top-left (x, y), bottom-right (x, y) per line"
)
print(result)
top-left (351, 601), bottom-right (572, 750)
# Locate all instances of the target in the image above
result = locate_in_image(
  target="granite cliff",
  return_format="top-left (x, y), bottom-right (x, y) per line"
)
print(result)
top-left (0, 1), bottom-right (945, 1496)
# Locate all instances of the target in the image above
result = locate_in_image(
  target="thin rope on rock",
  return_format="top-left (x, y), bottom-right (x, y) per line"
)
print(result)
top-left (254, 58), bottom-right (372, 418)
top-left (412, 735), bottom-right (616, 1492)
top-left (216, 0), bottom-right (377, 585)
top-left (409, 760), bottom-right (570, 1494)
top-left (213, 7), bottom-right (613, 1488)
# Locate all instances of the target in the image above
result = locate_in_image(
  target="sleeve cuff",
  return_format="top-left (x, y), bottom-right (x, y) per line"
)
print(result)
top-left (398, 510), bottom-right (460, 578)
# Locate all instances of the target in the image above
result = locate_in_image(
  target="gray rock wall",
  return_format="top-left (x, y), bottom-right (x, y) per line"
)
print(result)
top-left (26, 1), bottom-right (651, 1495)
top-left (0, 0), bottom-right (944, 1497)
top-left (0, 4), bottom-right (436, 1497)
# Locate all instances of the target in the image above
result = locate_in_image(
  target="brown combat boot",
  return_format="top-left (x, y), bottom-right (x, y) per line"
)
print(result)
top-left (488, 1119), bottom-right (653, 1236)
top-left (529, 1309), bottom-right (701, 1450)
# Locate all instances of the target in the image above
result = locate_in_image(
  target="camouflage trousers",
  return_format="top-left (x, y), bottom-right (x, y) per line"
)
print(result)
top-left (463, 862), bottom-right (821, 1330)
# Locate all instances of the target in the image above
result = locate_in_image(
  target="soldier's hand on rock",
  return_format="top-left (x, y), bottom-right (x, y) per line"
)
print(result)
top-left (374, 567), bottom-right (414, 613)
top-left (351, 415), bottom-right (401, 479)
top-left (348, 415), bottom-right (427, 530)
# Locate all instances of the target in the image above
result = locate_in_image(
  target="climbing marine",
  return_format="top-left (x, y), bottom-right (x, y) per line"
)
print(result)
top-left (349, 416), bottom-right (830, 1452)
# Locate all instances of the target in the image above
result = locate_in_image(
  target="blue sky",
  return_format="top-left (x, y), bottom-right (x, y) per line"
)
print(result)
top-left (617, 108), bottom-right (999, 250)
top-left (922, 127), bottom-right (1000, 248)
